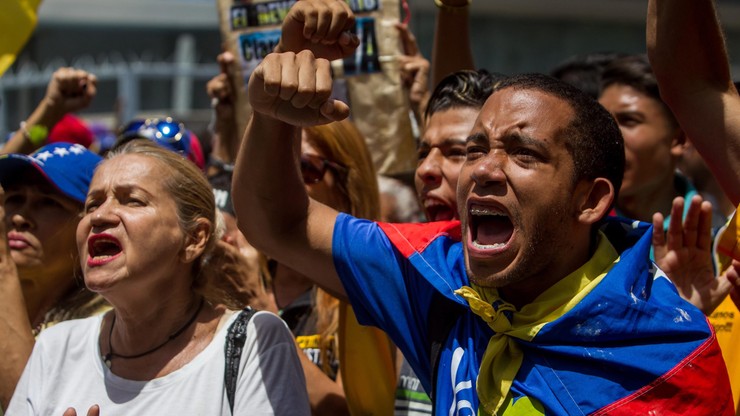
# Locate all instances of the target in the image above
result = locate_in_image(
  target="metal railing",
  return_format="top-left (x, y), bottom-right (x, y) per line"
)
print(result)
top-left (0, 34), bottom-right (219, 138)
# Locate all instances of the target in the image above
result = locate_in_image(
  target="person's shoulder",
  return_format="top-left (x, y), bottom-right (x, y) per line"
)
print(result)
top-left (223, 308), bottom-right (290, 335)
top-left (223, 309), bottom-right (295, 355)
top-left (39, 314), bottom-right (101, 337)
top-left (249, 310), bottom-right (289, 331)
top-left (36, 315), bottom-right (102, 352)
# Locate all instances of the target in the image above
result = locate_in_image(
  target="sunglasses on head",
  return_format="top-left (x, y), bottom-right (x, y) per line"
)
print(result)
top-left (300, 153), bottom-right (346, 184)
top-left (119, 117), bottom-right (191, 155)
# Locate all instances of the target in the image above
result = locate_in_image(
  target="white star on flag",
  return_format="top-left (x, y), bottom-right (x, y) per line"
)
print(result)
top-left (34, 151), bottom-right (53, 162)
top-left (53, 147), bottom-right (70, 157)
top-left (69, 145), bottom-right (85, 155)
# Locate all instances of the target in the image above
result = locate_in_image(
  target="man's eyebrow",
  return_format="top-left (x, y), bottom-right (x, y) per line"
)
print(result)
top-left (464, 130), bottom-right (551, 152)
top-left (465, 132), bottom-right (488, 144)
top-left (504, 131), bottom-right (549, 151)
top-left (419, 136), bottom-right (467, 148)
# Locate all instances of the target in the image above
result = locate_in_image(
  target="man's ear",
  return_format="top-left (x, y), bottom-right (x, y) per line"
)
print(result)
top-left (574, 178), bottom-right (615, 225)
top-left (181, 218), bottom-right (212, 264)
top-left (670, 128), bottom-right (687, 158)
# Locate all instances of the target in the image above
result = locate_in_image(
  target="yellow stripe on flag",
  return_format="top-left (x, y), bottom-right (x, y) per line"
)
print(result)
top-left (0, 0), bottom-right (43, 76)
top-left (339, 302), bottom-right (397, 415)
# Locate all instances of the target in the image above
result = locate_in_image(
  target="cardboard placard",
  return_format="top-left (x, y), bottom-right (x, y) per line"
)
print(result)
top-left (215, 0), bottom-right (416, 175)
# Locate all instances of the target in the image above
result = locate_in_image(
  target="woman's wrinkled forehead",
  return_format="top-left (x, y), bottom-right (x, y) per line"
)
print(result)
top-left (89, 153), bottom-right (170, 195)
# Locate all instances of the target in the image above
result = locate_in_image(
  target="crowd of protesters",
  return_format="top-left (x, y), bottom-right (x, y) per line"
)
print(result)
top-left (2, 0), bottom-right (740, 415)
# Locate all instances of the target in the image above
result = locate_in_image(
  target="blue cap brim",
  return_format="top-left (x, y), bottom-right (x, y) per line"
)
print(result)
top-left (0, 143), bottom-right (102, 204)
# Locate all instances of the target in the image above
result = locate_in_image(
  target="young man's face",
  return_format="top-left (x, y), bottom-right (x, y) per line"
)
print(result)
top-left (415, 107), bottom-right (479, 222)
top-left (598, 84), bottom-right (682, 201)
top-left (457, 87), bottom-right (591, 303)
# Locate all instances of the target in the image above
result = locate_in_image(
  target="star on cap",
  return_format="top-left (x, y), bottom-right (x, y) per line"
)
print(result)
top-left (34, 150), bottom-right (53, 163)
top-left (53, 147), bottom-right (70, 157)
top-left (69, 144), bottom-right (85, 155)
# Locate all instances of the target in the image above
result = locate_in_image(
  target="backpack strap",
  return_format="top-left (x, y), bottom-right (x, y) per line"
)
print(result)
top-left (224, 307), bottom-right (258, 414)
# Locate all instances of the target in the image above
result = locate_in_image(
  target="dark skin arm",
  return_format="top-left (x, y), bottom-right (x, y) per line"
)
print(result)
top-left (431, 0), bottom-right (475, 86)
top-left (647, 0), bottom-right (740, 205)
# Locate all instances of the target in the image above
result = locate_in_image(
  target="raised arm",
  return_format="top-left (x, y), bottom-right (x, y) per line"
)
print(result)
top-left (3, 67), bottom-right (96, 155)
top-left (647, 0), bottom-right (740, 205)
top-left (431, 0), bottom-right (475, 86)
top-left (206, 52), bottom-right (240, 166)
top-left (397, 23), bottom-right (431, 127)
top-left (232, 0), bottom-right (358, 300)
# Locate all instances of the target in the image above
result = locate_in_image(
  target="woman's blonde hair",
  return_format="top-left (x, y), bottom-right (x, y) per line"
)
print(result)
top-left (304, 119), bottom-right (380, 220)
top-left (303, 119), bottom-right (380, 376)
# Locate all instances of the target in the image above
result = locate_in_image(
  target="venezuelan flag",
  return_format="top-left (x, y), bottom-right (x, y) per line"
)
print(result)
top-left (357, 217), bottom-right (735, 415)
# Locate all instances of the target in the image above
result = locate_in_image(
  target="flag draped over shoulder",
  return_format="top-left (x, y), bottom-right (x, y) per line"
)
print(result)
top-left (0, 0), bottom-right (42, 77)
top-left (376, 217), bottom-right (734, 415)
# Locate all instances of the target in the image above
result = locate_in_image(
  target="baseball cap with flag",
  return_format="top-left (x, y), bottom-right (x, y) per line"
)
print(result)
top-left (117, 117), bottom-right (205, 170)
top-left (0, 142), bottom-right (103, 203)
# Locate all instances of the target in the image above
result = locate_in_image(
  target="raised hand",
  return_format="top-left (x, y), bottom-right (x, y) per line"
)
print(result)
top-left (653, 195), bottom-right (731, 314)
top-left (210, 239), bottom-right (276, 312)
top-left (726, 260), bottom-right (740, 311)
top-left (43, 67), bottom-right (97, 118)
top-left (396, 22), bottom-right (431, 122)
top-left (275, 0), bottom-right (359, 61)
top-left (207, 52), bottom-right (237, 122)
top-left (248, 50), bottom-right (349, 127)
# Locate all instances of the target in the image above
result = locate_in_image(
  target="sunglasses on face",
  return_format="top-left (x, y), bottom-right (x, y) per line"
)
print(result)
top-left (300, 153), bottom-right (346, 184)
top-left (119, 117), bottom-right (191, 155)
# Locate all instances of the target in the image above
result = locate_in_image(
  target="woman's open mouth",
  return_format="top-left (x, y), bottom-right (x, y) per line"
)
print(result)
top-left (87, 234), bottom-right (123, 267)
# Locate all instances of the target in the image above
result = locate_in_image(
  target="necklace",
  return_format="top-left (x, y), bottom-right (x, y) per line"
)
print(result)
top-left (102, 297), bottom-right (205, 369)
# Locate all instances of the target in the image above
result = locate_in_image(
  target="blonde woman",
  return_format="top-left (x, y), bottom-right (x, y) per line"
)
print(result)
top-left (7, 140), bottom-right (309, 415)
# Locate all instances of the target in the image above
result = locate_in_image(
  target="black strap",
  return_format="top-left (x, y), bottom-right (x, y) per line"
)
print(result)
top-left (224, 307), bottom-right (258, 414)
top-left (427, 291), bottom-right (464, 404)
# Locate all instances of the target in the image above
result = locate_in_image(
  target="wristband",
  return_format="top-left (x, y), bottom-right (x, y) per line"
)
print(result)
top-left (20, 121), bottom-right (49, 146)
top-left (434, 0), bottom-right (471, 13)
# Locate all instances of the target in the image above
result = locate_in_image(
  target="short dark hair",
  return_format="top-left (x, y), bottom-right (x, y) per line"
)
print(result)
top-left (600, 54), bottom-right (677, 127)
top-left (550, 52), bottom-right (626, 99)
top-left (424, 69), bottom-right (507, 120)
top-left (493, 73), bottom-right (625, 199)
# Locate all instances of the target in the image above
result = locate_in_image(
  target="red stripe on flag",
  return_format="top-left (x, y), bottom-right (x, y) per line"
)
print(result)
top-left (592, 325), bottom-right (734, 415)
top-left (378, 221), bottom-right (461, 258)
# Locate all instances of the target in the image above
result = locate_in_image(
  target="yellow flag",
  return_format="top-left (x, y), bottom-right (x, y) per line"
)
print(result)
top-left (338, 302), bottom-right (397, 415)
top-left (0, 0), bottom-right (43, 77)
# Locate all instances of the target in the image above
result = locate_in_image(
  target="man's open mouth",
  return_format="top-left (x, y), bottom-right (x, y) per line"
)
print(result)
top-left (425, 198), bottom-right (456, 222)
top-left (470, 206), bottom-right (514, 249)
